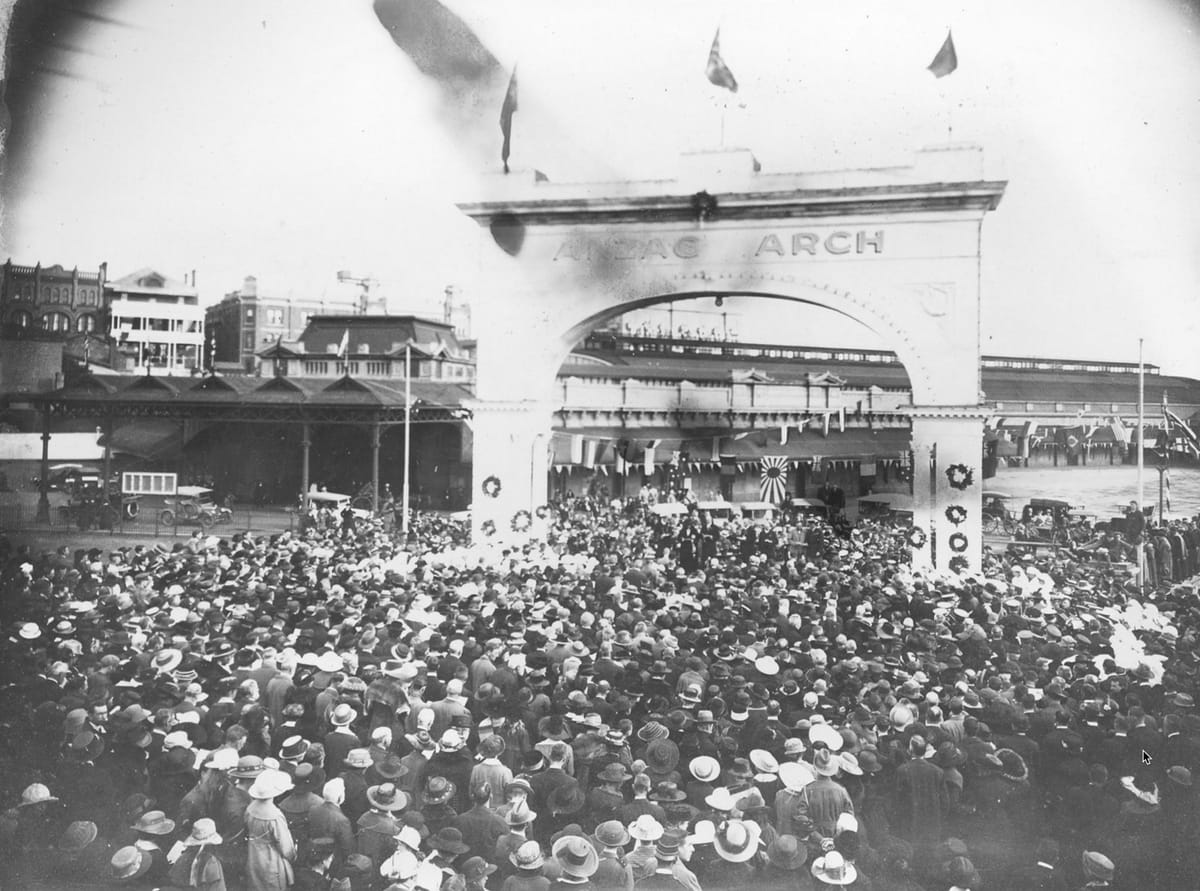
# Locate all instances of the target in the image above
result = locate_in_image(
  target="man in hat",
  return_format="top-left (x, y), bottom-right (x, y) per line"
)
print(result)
top-left (589, 762), bottom-right (632, 827)
top-left (493, 802), bottom-right (537, 883)
top-left (551, 834), bottom-right (600, 889)
top-left (531, 743), bottom-right (578, 819)
top-left (425, 729), bottom-right (474, 813)
top-left (1079, 850), bottom-right (1114, 889)
top-left (340, 747), bottom-right (373, 826)
top-left (635, 826), bottom-right (692, 891)
top-left (454, 782), bottom-right (509, 862)
top-left (892, 735), bottom-right (948, 854)
top-left (308, 778), bottom-right (354, 871)
top-left (323, 702), bottom-right (362, 778)
top-left (593, 819), bottom-right (634, 891)
top-left (355, 781), bottom-right (407, 872)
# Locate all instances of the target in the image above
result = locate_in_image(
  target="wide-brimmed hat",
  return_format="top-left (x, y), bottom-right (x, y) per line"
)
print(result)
top-left (344, 748), bottom-right (372, 769)
top-left (779, 762), bottom-right (817, 791)
top-left (182, 818), bottom-right (223, 847)
top-left (704, 787), bottom-right (737, 811)
top-left (133, 810), bottom-right (176, 835)
top-left (230, 755), bottom-right (266, 779)
top-left (649, 782), bottom-right (686, 803)
top-left (505, 801), bottom-right (536, 826)
top-left (595, 820), bottom-right (631, 848)
top-left (645, 738), bottom-right (680, 773)
top-left (19, 783), bottom-right (59, 807)
top-left (553, 835), bottom-right (600, 877)
top-left (596, 763), bottom-right (632, 784)
top-left (811, 850), bottom-right (858, 886)
top-left (368, 783), bottom-right (408, 812)
top-left (766, 834), bottom-right (808, 871)
top-left (549, 783), bottom-right (587, 816)
top-left (628, 814), bottom-right (664, 841)
top-left (838, 753), bottom-right (863, 776)
top-left (510, 840), bottom-right (544, 870)
top-left (108, 846), bottom-right (153, 882)
top-left (690, 756), bottom-right (721, 783)
top-left (329, 703), bottom-right (357, 726)
top-left (423, 776), bottom-right (456, 806)
top-left (813, 749), bottom-right (840, 777)
top-left (713, 819), bottom-right (761, 863)
top-left (428, 827), bottom-right (470, 855)
top-left (248, 770), bottom-right (294, 800)
top-left (810, 723), bottom-right (844, 751)
top-left (750, 749), bottom-right (780, 777)
top-left (461, 856), bottom-right (498, 880)
top-left (637, 721), bottom-right (669, 742)
top-left (1082, 850), bottom-right (1114, 881)
top-left (394, 825), bottom-right (423, 851)
top-left (59, 821), bottom-right (98, 854)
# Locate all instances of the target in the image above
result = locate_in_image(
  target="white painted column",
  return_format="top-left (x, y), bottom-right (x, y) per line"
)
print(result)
top-left (464, 399), bottom-right (554, 543)
top-left (909, 409), bottom-right (988, 572)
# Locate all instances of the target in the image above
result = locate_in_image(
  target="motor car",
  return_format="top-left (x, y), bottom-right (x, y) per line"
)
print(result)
top-left (158, 486), bottom-right (232, 528)
top-left (305, 490), bottom-right (372, 520)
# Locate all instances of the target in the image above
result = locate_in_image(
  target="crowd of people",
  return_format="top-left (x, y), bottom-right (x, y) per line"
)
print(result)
top-left (0, 494), bottom-right (1198, 890)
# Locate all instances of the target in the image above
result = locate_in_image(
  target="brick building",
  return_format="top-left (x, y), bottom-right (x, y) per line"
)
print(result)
top-left (0, 259), bottom-right (108, 336)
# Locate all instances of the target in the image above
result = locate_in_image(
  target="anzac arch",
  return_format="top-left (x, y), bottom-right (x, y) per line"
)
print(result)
top-left (458, 146), bottom-right (1005, 570)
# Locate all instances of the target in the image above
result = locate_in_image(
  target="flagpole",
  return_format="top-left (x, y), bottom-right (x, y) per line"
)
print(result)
top-left (402, 342), bottom-right (411, 538)
top-left (1137, 337), bottom-right (1145, 588)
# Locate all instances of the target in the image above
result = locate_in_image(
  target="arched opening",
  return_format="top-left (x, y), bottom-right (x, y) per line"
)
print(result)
top-left (548, 291), bottom-right (915, 527)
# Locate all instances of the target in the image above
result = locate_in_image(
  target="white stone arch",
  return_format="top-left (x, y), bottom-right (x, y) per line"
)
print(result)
top-left (459, 147), bottom-right (1004, 569)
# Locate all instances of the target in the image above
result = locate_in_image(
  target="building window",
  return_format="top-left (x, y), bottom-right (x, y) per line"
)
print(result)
top-left (245, 308), bottom-right (255, 321)
top-left (11, 310), bottom-right (32, 328)
top-left (76, 314), bottom-right (96, 332)
top-left (244, 333), bottom-right (256, 349)
top-left (266, 308), bottom-right (284, 326)
top-left (41, 312), bottom-right (70, 332)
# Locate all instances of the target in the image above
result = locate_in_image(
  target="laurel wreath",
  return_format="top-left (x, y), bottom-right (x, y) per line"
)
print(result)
top-left (907, 527), bottom-right (928, 549)
top-left (511, 510), bottom-right (532, 533)
top-left (482, 476), bottom-right (502, 499)
top-left (945, 505), bottom-right (968, 526)
top-left (949, 532), bottom-right (969, 553)
top-left (481, 520), bottom-right (496, 537)
top-left (945, 464), bottom-right (974, 491)
top-left (535, 505), bottom-right (550, 520)
top-left (949, 555), bottom-right (970, 574)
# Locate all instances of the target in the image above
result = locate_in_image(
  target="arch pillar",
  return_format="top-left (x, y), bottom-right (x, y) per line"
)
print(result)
top-left (465, 399), bottom-right (554, 541)
top-left (907, 407), bottom-right (990, 571)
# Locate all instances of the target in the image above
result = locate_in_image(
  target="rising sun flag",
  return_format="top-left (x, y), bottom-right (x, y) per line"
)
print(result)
top-left (927, 29), bottom-right (958, 78)
top-left (760, 456), bottom-right (789, 503)
top-left (705, 28), bottom-right (738, 93)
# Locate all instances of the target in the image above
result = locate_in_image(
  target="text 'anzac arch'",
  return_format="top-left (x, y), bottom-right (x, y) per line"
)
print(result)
top-left (458, 146), bottom-right (1005, 570)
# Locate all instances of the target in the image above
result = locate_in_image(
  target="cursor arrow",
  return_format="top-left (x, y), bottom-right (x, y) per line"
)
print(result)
top-left (1142, 750), bottom-right (1152, 765)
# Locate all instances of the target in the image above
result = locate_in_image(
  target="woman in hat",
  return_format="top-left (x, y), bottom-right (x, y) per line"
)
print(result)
top-left (811, 849), bottom-right (859, 887)
top-left (245, 769), bottom-right (296, 891)
top-left (588, 762), bottom-right (631, 828)
top-left (130, 809), bottom-right (176, 885)
top-left (503, 839), bottom-right (550, 891)
top-left (758, 833), bottom-right (809, 891)
top-left (700, 818), bottom-right (761, 887)
top-left (168, 818), bottom-right (227, 891)
top-left (473, 734), bottom-right (516, 808)
top-left (550, 834), bottom-right (600, 889)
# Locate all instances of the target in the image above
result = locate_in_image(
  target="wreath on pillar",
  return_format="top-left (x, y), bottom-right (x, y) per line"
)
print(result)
top-left (907, 527), bottom-right (928, 549)
top-left (949, 555), bottom-right (969, 574)
top-left (511, 510), bottom-right (532, 533)
top-left (534, 505), bottom-right (550, 520)
top-left (948, 532), bottom-right (969, 553)
top-left (482, 476), bottom-right (502, 499)
top-left (945, 505), bottom-right (968, 526)
top-left (945, 464), bottom-right (974, 491)
top-left (481, 519), bottom-right (496, 537)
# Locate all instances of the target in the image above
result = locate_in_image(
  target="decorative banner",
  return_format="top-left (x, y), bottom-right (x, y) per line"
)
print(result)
top-left (711, 437), bottom-right (722, 461)
top-left (582, 440), bottom-right (597, 469)
top-left (569, 435), bottom-right (584, 465)
top-left (780, 425), bottom-right (789, 445)
top-left (643, 447), bottom-right (655, 475)
top-left (760, 456), bottom-right (789, 503)
top-left (838, 407), bottom-right (846, 434)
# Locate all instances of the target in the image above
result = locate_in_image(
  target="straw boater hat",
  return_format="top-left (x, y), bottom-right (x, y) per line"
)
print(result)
top-left (628, 815), bottom-right (664, 842)
top-left (133, 811), bottom-right (176, 836)
top-left (689, 756), bottom-right (721, 783)
top-left (779, 762), bottom-right (817, 792)
top-left (329, 703), bottom-right (357, 726)
top-left (552, 835), bottom-right (600, 878)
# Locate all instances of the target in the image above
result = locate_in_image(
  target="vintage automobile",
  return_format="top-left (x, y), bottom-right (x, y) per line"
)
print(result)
top-left (158, 486), bottom-right (232, 528)
top-left (981, 490), bottom-right (1016, 534)
top-left (306, 490), bottom-right (372, 519)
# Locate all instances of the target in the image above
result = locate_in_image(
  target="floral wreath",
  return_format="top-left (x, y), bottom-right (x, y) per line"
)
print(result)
top-left (945, 464), bottom-right (974, 491)
top-left (480, 519), bottom-right (496, 537)
top-left (535, 505), bottom-right (550, 520)
top-left (948, 532), bottom-right (969, 553)
top-left (907, 527), bottom-right (928, 549)
top-left (945, 505), bottom-right (968, 526)
top-left (949, 555), bottom-right (969, 574)
top-left (481, 475), bottom-right (502, 499)
top-left (511, 510), bottom-right (532, 533)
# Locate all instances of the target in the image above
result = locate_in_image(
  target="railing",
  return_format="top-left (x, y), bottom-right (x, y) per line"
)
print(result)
top-left (558, 377), bottom-right (912, 414)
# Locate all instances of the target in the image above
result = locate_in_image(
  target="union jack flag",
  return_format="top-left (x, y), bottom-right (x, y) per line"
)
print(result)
top-left (760, 456), bottom-right (788, 503)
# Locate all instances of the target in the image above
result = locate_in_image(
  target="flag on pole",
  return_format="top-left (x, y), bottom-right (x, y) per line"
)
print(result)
top-left (1163, 402), bottom-right (1200, 456)
top-left (337, 328), bottom-right (350, 360)
top-left (705, 28), bottom-right (738, 92)
top-left (927, 30), bottom-right (958, 78)
top-left (500, 66), bottom-right (518, 173)
top-left (760, 456), bottom-right (788, 503)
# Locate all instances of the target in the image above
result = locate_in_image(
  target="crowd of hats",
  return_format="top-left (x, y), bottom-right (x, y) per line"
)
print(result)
top-left (0, 500), bottom-right (1198, 888)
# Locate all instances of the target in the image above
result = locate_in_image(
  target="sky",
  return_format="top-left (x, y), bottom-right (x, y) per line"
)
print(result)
top-left (2, 0), bottom-right (1199, 376)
